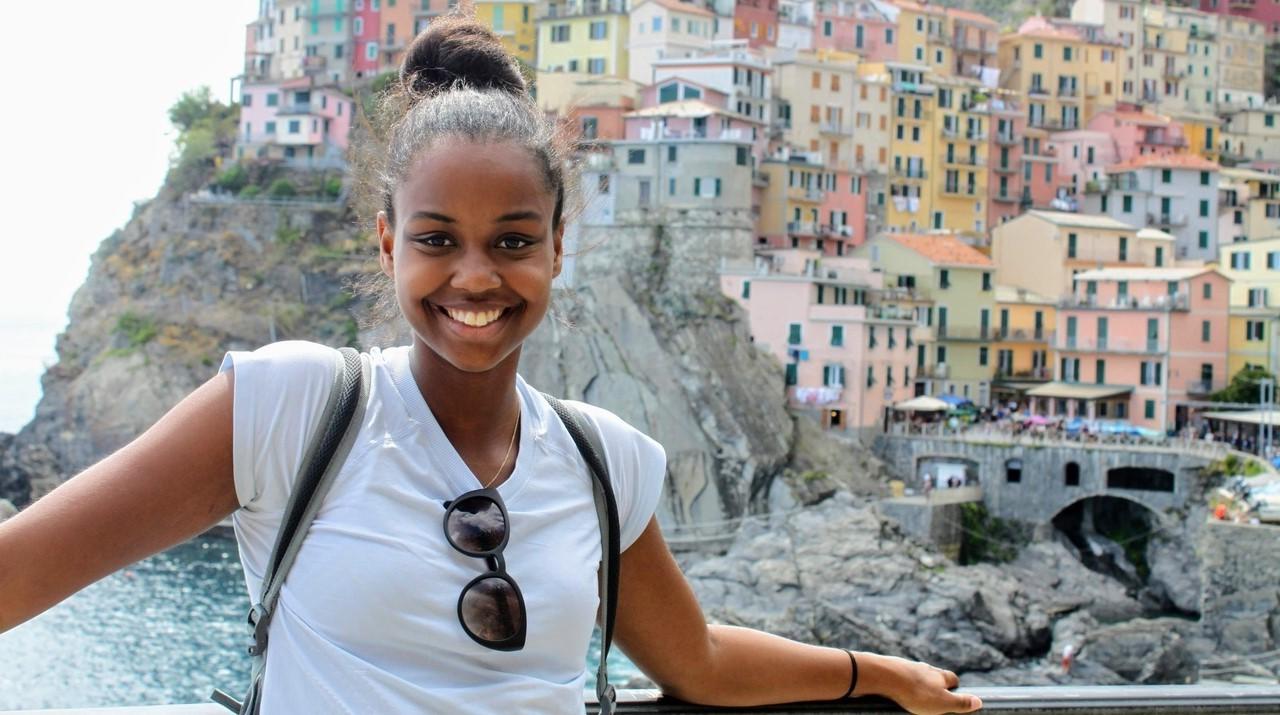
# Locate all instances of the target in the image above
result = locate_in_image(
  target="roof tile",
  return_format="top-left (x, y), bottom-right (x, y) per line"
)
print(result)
top-left (887, 233), bottom-right (993, 267)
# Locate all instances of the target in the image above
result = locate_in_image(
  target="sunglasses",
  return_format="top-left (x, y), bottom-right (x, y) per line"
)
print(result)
top-left (442, 487), bottom-right (527, 651)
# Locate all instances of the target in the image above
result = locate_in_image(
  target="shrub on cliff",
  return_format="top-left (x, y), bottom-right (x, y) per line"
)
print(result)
top-left (267, 179), bottom-right (297, 199)
top-left (164, 87), bottom-right (239, 195)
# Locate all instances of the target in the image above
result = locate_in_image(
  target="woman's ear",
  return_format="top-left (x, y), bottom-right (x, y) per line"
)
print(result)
top-left (552, 222), bottom-right (565, 278)
top-left (377, 211), bottom-right (395, 278)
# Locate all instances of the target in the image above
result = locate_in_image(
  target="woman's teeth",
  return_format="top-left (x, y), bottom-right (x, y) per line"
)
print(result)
top-left (445, 307), bottom-right (504, 327)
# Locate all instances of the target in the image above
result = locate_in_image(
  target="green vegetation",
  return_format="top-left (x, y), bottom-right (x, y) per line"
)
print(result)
top-left (275, 223), bottom-right (303, 246)
top-left (266, 179), bottom-right (297, 199)
top-left (957, 503), bottom-right (1032, 565)
top-left (115, 312), bottom-right (158, 348)
top-left (323, 177), bottom-right (343, 198)
top-left (1212, 365), bottom-right (1277, 404)
top-left (165, 87), bottom-right (239, 194)
top-left (238, 184), bottom-right (262, 198)
top-left (1208, 453), bottom-right (1267, 478)
top-left (214, 164), bottom-right (250, 194)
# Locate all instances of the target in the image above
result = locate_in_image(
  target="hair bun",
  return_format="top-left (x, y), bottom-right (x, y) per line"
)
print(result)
top-left (401, 15), bottom-right (526, 96)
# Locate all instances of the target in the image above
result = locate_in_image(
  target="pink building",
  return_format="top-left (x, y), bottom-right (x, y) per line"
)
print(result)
top-left (720, 249), bottom-right (917, 437)
top-left (811, 0), bottom-right (896, 60)
top-left (237, 79), bottom-right (355, 165)
top-left (818, 170), bottom-right (870, 253)
top-left (1197, 0), bottom-right (1280, 36)
top-left (987, 106), bottom-right (1025, 228)
top-left (734, 0), bottom-right (778, 48)
top-left (623, 100), bottom-right (764, 154)
top-left (352, 0), bottom-right (382, 78)
top-left (1047, 266), bottom-right (1231, 431)
top-left (1024, 131), bottom-right (1075, 211)
top-left (1085, 110), bottom-right (1188, 164)
top-left (1048, 130), bottom-right (1116, 197)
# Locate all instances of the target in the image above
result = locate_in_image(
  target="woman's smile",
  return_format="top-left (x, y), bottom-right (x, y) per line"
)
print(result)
top-left (427, 300), bottom-right (522, 336)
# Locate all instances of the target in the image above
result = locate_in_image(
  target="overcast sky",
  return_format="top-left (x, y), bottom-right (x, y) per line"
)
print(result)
top-left (0, 1), bottom-right (259, 432)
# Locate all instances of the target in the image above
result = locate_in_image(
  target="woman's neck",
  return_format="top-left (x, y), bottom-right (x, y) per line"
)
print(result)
top-left (408, 340), bottom-right (523, 449)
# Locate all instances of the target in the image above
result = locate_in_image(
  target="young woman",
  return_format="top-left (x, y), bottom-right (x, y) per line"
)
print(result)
top-left (0, 16), bottom-right (982, 715)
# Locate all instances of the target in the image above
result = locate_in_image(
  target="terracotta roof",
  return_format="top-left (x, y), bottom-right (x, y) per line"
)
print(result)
top-left (886, 233), bottom-right (993, 267)
top-left (1014, 15), bottom-right (1082, 41)
top-left (1107, 152), bottom-right (1220, 173)
top-left (640, 0), bottom-right (715, 18)
top-left (945, 7), bottom-right (997, 26)
top-left (892, 0), bottom-right (945, 16)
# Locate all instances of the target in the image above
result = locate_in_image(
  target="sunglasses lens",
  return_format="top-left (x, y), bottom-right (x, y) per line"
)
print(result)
top-left (446, 495), bottom-right (506, 555)
top-left (460, 576), bottom-right (523, 643)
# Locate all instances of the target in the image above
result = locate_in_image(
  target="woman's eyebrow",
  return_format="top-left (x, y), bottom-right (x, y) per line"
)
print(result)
top-left (408, 210), bottom-right (455, 223)
top-left (406, 210), bottom-right (541, 223)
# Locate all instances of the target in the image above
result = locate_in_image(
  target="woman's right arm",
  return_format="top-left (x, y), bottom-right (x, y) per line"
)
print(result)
top-left (0, 370), bottom-right (241, 633)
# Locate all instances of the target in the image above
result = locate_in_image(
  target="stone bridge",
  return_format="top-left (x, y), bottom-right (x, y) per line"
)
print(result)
top-left (872, 431), bottom-right (1226, 526)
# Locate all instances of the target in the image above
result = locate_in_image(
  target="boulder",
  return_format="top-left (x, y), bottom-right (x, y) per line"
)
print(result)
top-left (1082, 618), bottom-right (1199, 684)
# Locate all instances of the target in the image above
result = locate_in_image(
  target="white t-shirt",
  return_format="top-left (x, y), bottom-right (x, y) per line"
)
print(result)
top-left (219, 340), bottom-right (666, 714)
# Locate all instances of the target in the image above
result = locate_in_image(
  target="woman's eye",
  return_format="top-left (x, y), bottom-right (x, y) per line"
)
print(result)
top-left (498, 235), bottom-right (534, 249)
top-left (414, 234), bottom-right (452, 247)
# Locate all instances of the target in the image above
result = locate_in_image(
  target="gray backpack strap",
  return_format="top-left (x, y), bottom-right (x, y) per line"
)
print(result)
top-left (540, 394), bottom-right (621, 715)
top-left (212, 347), bottom-right (369, 714)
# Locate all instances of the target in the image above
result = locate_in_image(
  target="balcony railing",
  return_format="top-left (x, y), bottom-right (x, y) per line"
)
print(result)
top-left (819, 120), bottom-right (852, 135)
top-left (1187, 379), bottom-right (1220, 394)
top-left (787, 220), bottom-right (821, 236)
top-left (1059, 293), bottom-right (1190, 311)
top-left (1055, 334), bottom-right (1164, 353)
top-left (1028, 85), bottom-right (1050, 97)
top-left (1148, 212), bottom-right (1188, 227)
top-left (993, 163), bottom-right (1017, 174)
top-left (993, 133), bottom-right (1018, 146)
top-left (1144, 133), bottom-right (1189, 148)
top-left (920, 363), bottom-right (950, 379)
top-left (935, 325), bottom-right (991, 341)
top-left (945, 155), bottom-right (986, 167)
top-left (992, 191), bottom-right (1019, 202)
top-left (1058, 85), bottom-right (1078, 97)
top-left (541, 0), bottom-right (628, 17)
top-left (995, 328), bottom-right (1047, 342)
top-left (891, 167), bottom-right (927, 180)
top-left (996, 366), bottom-right (1052, 380)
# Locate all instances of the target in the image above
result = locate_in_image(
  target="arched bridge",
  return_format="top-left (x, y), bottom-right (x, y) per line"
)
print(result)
top-left (873, 431), bottom-right (1224, 525)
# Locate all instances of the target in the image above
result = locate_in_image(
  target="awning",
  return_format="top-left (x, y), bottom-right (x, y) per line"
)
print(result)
top-left (993, 380), bottom-right (1046, 392)
top-left (895, 396), bottom-right (951, 412)
top-left (1202, 410), bottom-right (1280, 426)
top-left (1025, 382), bottom-right (1133, 400)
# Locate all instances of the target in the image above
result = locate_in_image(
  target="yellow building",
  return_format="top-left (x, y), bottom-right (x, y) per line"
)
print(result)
top-left (882, 62), bottom-right (936, 233)
top-left (1173, 112), bottom-right (1222, 162)
top-left (474, 0), bottom-right (539, 66)
top-left (1134, 5), bottom-right (1191, 112)
top-left (536, 0), bottom-right (630, 79)
top-left (999, 16), bottom-right (1122, 130)
top-left (854, 232), bottom-right (998, 404)
top-left (758, 150), bottom-right (829, 247)
top-left (930, 75), bottom-right (990, 238)
top-left (1218, 237), bottom-right (1280, 378)
top-left (1219, 168), bottom-right (1280, 245)
top-left (993, 285), bottom-right (1056, 405)
top-left (772, 51), bottom-right (858, 171)
top-left (894, 1), bottom-right (951, 77)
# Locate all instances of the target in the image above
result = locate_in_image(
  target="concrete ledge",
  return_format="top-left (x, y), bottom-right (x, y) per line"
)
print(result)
top-left (17, 685), bottom-right (1280, 714)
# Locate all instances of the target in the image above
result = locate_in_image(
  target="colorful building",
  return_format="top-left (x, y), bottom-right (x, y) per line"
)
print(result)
top-left (652, 45), bottom-right (772, 122)
top-left (1221, 105), bottom-right (1280, 164)
top-left (627, 0), bottom-right (716, 85)
top-left (537, 0), bottom-right (632, 79)
top-left (237, 79), bottom-right (354, 165)
top-left (811, 0), bottom-right (896, 61)
top-left (986, 100), bottom-right (1026, 229)
top-left (351, 0), bottom-right (382, 79)
top-left (719, 250), bottom-right (917, 437)
top-left (1049, 266), bottom-right (1230, 430)
top-left (1218, 168), bottom-right (1280, 245)
top-left (733, 0), bottom-right (778, 49)
top-left (854, 233), bottom-right (998, 405)
top-left (1218, 236), bottom-right (1280, 380)
top-left (474, 0), bottom-right (540, 67)
top-left (998, 16), bottom-right (1122, 132)
top-left (1085, 152), bottom-right (1221, 262)
top-left (992, 285), bottom-right (1055, 407)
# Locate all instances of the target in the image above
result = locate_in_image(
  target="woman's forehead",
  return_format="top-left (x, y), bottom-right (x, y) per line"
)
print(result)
top-left (396, 141), bottom-right (553, 214)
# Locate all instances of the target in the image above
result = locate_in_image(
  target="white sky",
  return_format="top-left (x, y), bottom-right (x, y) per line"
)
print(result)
top-left (0, 1), bottom-right (259, 432)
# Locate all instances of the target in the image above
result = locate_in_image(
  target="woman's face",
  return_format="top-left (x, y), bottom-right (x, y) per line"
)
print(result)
top-left (377, 139), bottom-right (563, 374)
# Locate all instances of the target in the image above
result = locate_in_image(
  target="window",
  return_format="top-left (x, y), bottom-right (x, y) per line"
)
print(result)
top-left (1096, 359), bottom-right (1106, 384)
top-left (1161, 168), bottom-right (1172, 183)
top-left (587, 58), bottom-right (606, 74)
top-left (1231, 251), bottom-right (1252, 270)
top-left (1200, 171), bottom-right (1210, 186)
top-left (1122, 195), bottom-right (1133, 212)
top-left (979, 347), bottom-right (989, 366)
top-left (788, 323), bottom-right (802, 345)
top-left (1006, 459), bottom-right (1023, 483)
top-left (354, 16), bottom-right (364, 35)
top-left (658, 83), bottom-right (679, 103)
top-left (265, 120), bottom-right (276, 134)
top-left (736, 146), bottom-right (748, 166)
top-left (1034, 43), bottom-right (1043, 59)
top-left (1199, 231), bottom-right (1209, 249)
top-left (550, 24), bottom-right (570, 42)
top-left (785, 363), bottom-right (797, 386)
top-left (1067, 233), bottom-right (1077, 258)
top-left (823, 364), bottom-right (845, 387)
top-left (266, 92), bottom-right (279, 107)
top-left (939, 269), bottom-right (950, 289)
top-left (242, 93), bottom-right (252, 107)
top-left (1200, 199), bottom-right (1210, 218)
top-left (1248, 320), bottom-right (1265, 341)
top-left (668, 177), bottom-right (676, 196)
top-left (982, 272), bottom-right (992, 291)
top-left (1144, 400), bottom-right (1156, 420)
top-left (1119, 237), bottom-right (1128, 262)
top-left (652, 16), bottom-right (662, 31)
top-left (365, 41), bottom-right (378, 60)
top-left (1064, 46), bottom-right (1073, 61)
top-left (589, 20), bottom-right (607, 39)
top-left (831, 325), bottom-right (843, 346)
top-left (627, 148), bottom-right (645, 164)
top-left (287, 119), bottom-right (301, 133)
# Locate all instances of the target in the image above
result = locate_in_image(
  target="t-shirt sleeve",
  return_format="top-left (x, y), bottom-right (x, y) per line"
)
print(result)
top-left (564, 402), bottom-right (667, 552)
top-left (218, 340), bottom-right (341, 512)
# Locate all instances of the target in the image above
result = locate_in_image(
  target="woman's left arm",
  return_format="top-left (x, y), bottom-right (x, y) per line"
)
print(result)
top-left (613, 517), bottom-right (983, 715)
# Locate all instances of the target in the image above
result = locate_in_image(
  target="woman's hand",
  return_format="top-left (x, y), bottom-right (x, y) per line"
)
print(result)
top-left (858, 652), bottom-right (983, 715)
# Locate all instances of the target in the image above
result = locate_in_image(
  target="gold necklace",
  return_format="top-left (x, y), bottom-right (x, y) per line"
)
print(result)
top-left (481, 407), bottom-right (521, 489)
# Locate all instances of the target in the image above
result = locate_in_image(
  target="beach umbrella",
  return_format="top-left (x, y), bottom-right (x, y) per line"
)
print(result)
top-left (895, 396), bottom-right (951, 412)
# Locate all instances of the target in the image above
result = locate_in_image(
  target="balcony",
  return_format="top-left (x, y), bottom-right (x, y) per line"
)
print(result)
top-left (995, 328), bottom-right (1047, 342)
top-left (1055, 334), bottom-right (1165, 353)
top-left (276, 102), bottom-right (316, 116)
top-left (921, 363), bottom-right (950, 379)
top-left (994, 133), bottom-right (1018, 146)
top-left (892, 81), bottom-right (937, 95)
top-left (894, 109), bottom-right (933, 122)
top-left (1148, 212), bottom-right (1188, 227)
top-left (942, 184), bottom-right (979, 197)
top-left (996, 366), bottom-right (1052, 381)
top-left (891, 167), bottom-right (927, 181)
top-left (540, 0), bottom-right (628, 18)
top-left (945, 154), bottom-right (986, 167)
top-left (1028, 85), bottom-right (1050, 98)
top-left (787, 220), bottom-right (821, 236)
top-left (992, 191), bottom-right (1020, 203)
top-left (1144, 133), bottom-right (1188, 148)
top-left (302, 55), bottom-right (327, 72)
top-left (935, 325), bottom-right (992, 341)
top-left (1188, 379), bottom-right (1220, 395)
top-left (993, 163), bottom-right (1017, 174)
top-left (1059, 293), bottom-right (1190, 311)
top-left (752, 170), bottom-right (770, 188)
top-left (1058, 85), bottom-right (1079, 98)
top-left (819, 120), bottom-right (852, 135)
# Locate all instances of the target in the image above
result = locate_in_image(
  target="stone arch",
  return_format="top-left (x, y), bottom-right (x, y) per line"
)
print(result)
top-left (1050, 492), bottom-right (1166, 527)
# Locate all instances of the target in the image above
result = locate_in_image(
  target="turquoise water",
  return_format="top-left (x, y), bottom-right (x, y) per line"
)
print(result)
top-left (0, 534), bottom-right (639, 710)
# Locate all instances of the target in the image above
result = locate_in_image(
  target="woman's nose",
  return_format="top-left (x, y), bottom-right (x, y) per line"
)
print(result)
top-left (450, 250), bottom-right (502, 292)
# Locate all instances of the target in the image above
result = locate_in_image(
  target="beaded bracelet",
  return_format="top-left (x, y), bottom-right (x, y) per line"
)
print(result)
top-left (842, 649), bottom-right (859, 699)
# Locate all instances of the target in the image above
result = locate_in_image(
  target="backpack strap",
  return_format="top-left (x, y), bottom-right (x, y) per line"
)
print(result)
top-left (540, 394), bottom-right (621, 715)
top-left (212, 346), bottom-right (369, 714)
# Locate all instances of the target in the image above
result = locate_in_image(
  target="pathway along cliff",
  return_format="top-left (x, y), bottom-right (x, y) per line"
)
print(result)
top-left (0, 179), bottom-right (1274, 691)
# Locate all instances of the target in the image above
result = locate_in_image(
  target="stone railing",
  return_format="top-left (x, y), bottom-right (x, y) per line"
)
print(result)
top-left (14, 685), bottom-right (1280, 714)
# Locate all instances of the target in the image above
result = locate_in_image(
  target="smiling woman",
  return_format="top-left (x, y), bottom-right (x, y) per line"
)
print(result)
top-left (0, 11), bottom-right (981, 715)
